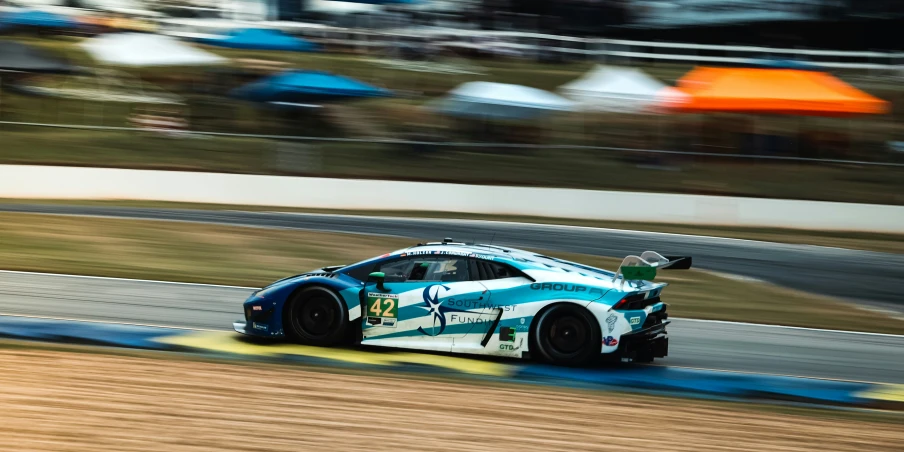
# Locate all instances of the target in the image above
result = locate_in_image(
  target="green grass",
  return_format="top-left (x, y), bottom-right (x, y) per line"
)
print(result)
top-left (0, 127), bottom-right (272, 173)
top-left (0, 211), bottom-right (901, 334)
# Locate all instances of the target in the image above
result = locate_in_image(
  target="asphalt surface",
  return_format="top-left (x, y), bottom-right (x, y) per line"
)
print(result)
top-left (1, 204), bottom-right (903, 383)
top-left (2, 271), bottom-right (902, 384)
top-left (1, 203), bottom-right (902, 310)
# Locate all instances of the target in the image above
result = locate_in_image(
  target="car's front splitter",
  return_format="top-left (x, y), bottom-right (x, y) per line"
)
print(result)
top-left (233, 320), bottom-right (284, 338)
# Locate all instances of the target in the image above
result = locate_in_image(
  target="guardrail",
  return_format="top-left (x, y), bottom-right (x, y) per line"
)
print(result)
top-left (157, 19), bottom-right (904, 71)
top-left (3, 121), bottom-right (903, 168)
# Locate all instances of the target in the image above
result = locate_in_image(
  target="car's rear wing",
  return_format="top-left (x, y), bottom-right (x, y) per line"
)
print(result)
top-left (612, 251), bottom-right (692, 288)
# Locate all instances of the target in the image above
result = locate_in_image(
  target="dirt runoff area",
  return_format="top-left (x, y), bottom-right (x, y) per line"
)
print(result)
top-left (0, 348), bottom-right (900, 452)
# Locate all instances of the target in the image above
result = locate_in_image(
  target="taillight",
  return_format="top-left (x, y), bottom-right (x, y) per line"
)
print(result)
top-left (614, 293), bottom-right (646, 310)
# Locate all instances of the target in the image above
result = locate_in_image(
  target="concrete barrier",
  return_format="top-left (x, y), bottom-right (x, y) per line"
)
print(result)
top-left (1, 165), bottom-right (902, 233)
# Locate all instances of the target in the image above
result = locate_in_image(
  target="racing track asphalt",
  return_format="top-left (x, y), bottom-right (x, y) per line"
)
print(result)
top-left (1, 204), bottom-right (903, 383)
top-left (0, 203), bottom-right (902, 310)
top-left (2, 271), bottom-right (903, 384)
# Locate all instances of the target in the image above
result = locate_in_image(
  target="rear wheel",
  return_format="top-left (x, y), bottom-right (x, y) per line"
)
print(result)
top-left (530, 304), bottom-right (601, 366)
top-left (285, 287), bottom-right (348, 346)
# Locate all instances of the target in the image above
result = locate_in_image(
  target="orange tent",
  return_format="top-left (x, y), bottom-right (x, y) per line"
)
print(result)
top-left (673, 67), bottom-right (888, 116)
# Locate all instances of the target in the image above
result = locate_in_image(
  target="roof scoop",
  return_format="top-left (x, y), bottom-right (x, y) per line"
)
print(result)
top-left (423, 238), bottom-right (466, 245)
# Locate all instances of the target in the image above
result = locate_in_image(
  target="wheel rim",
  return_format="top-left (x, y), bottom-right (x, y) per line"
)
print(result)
top-left (546, 315), bottom-right (589, 356)
top-left (295, 295), bottom-right (339, 339)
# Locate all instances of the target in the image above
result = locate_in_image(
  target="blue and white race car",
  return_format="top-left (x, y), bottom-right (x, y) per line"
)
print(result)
top-left (235, 239), bottom-right (691, 366)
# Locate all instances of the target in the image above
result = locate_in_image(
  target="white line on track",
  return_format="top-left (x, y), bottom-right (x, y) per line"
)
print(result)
top-left (4, 207), bottom-right (873, 253)
top-left (0, 311), bottom-right (223, 332)
top-left (273, 211), bottom-right (868, 253)
top-left (2, 269), bottom-right (902, 338)
top-left (672, 317), bottom-right (904, 339)
top-left (0, 269), bottom-right (257, 290)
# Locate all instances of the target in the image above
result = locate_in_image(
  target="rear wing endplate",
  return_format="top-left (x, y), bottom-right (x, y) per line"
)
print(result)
top-left (612, 251), bottom-right (692, 288)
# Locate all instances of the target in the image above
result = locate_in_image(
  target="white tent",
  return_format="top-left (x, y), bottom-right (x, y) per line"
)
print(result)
top-left (559, 65), bottom-right (686, 113)
top-left (307, 0), bottom-right (382, 15)
top-left (80, 33), bottom-right (227, 67)
top-left (431, 82), bottom-right (575, 120)
top-left (7, 0), bottom-right (161, 17)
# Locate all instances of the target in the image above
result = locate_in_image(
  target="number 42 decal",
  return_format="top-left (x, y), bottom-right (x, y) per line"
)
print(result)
top-left (366, 293), bottom-right (398, 319)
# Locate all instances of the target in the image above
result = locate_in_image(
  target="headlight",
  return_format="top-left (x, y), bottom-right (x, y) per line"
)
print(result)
top-left (254, 285), bottom-right (282, 299)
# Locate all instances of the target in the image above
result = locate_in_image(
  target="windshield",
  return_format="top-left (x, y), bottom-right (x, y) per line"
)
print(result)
top-left (338, 252), bottom-right (398, 282)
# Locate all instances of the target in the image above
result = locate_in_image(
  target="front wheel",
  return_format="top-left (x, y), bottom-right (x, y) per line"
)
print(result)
top-left (530, 304), bottom-right (601, 366)
top-left (285, 287), bottom-right (349, 346)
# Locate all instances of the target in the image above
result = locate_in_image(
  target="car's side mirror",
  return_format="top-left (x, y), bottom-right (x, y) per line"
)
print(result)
top-left (368, 272), bottom-right (388, 292)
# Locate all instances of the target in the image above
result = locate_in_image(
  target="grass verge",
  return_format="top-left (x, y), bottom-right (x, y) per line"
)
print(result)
top-left (0, 212), bottom-right (901, 334)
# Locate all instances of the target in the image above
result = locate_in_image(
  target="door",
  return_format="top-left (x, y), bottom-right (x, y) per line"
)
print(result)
top-left (448, 258), bottom-right (533, 348)
top-left (361, 255), bottom-right (486, 350)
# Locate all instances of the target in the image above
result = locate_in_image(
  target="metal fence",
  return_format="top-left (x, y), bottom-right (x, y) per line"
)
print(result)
top-left (4, 120), bottom-right (903, 168)
top-left (157, 19), bottom-right (904, 71)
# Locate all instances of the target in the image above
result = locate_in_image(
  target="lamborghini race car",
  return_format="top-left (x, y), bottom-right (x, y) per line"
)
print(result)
top-left (234, 239), bottom-right (691, 366)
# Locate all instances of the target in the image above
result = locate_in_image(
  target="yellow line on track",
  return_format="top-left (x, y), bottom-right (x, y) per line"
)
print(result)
top-left (155, 331), bottom-right (513, 378)
top-left (856, 384), bottom-right (904, 403)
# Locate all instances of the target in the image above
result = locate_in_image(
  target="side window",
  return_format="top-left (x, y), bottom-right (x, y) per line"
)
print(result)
top-left (377, 257), bottom-right (470, 283)
top-left (489, 261), bottom-right (514, 279)
top-left (378, 259), bottom-right (415, 283)
top-left (471, 259), bottom-right (524, 281)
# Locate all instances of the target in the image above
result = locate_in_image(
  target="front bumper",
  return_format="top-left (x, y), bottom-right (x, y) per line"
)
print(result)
top-left (238, 297), bottom-right (285, 337)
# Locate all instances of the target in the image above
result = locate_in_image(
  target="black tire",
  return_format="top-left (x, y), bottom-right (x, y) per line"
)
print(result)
top-left (284, 286), bottom-right (349, 346)
top-left (530, 304), bottom-right (601, 366)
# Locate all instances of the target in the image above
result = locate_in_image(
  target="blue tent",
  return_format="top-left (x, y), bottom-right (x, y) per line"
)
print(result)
top-left (201, 28), bottom-right (318, 52)
top-left (331, 0), bottom-right (418, 4)
top-left (232, 70), bottom-right (391, 104)
top-left (747, 58), bottom-right (820, 71)
top-left (1, 10), bottom-right (79, 29)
